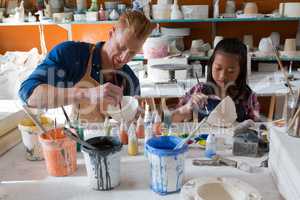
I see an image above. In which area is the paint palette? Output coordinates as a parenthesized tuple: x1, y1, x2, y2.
(181, 177, 263, 200)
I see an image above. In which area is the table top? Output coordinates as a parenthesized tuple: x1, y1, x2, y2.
(0, 137, 283, 200)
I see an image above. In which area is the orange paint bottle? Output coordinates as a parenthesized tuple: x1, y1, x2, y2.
(136, 115, 145, 138)
(119, 120, 128, 145)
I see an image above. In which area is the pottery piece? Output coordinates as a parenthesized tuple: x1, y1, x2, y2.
(270, 32, 280, 49)
(171, 0, 183, 19)
(109, 9, 119, 20)
(213, 36, 224, 48)
(225, 0, 235, 14)
(88, 0, 98, 12)
(49, 0, 64, 13)
(76, 0, 87, 12)
(244, 2, 258, 14)
(243, 35, 253, 49)
(207, 96, 237, 127)
(258, 37, 273, 53)
(284, 38, 296, 52)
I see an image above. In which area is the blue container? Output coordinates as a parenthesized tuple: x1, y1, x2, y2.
(146, 136, 188, 195)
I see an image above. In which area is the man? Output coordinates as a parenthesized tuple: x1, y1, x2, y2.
(19, 11, 154, 122)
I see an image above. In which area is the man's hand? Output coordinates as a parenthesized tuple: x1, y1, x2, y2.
(88, 83, 123, 107)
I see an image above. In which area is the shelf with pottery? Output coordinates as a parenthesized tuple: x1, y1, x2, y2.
(140, 71, 300, 98)
(133, 54, 300, 62)
(1, 16, 300, 26)
(151, 17, 300, 23)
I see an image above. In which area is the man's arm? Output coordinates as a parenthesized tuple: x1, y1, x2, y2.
(26, 83, 122, 109)
(26, 84, 87, 108)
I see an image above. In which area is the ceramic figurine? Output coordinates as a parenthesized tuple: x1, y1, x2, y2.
(76, 0, 87, 12)
(109, 9, 119, 20)
(44, 0, 52, 18)
(88, 0, 98, 12)
(49, 0, 64, 13)
(213, 0, 220, 18)
(99, 4, 106, 20)
(171, 0, 183, 19)
(14, 0, 25, 22)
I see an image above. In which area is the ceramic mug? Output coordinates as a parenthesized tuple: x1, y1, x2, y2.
(284, 38, 296, 51)
(244, 2, 258, 14)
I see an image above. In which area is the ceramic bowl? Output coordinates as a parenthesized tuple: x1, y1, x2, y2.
(107, 96, 139, 122)
(244, 2, 258, 14)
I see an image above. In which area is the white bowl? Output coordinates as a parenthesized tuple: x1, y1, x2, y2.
(107, 96, 139, 122)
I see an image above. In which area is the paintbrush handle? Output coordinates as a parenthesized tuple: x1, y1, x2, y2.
(271, 40, 295, 96)
(64, 128, 97, 150)
(288, 106, 300, 130)
(23, 106, 47, 133)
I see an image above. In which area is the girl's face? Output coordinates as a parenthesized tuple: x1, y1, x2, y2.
(212, 52, 240, 88)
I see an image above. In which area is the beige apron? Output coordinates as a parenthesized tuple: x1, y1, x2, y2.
(72, 45, 105, 123)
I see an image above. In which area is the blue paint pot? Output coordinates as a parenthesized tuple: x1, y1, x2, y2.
(146, 136, 188, 195)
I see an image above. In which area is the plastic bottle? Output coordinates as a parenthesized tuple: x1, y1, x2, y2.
(205, 134, 217, 158)
(153, 112, 162, 135)
(128, 123, 138, 156)
(136, 115, 145, 138)
(120, 119, 128, 145)
(144, 124, 154, 156)
(144, 103, 152, 127)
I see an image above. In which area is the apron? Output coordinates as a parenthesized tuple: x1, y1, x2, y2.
(71, 44, 105, 123)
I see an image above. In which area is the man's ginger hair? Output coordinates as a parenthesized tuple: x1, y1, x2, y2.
(116, 11, 155, 40)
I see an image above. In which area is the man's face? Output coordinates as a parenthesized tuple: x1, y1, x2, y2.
(109, 29, 145, 69)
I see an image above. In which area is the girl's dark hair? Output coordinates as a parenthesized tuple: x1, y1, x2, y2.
(205, 38, 251, 100)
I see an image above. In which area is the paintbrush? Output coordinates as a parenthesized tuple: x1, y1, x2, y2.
(195, 72, 209, 115)
(173, 117, 207, 150)
(63, 127, 98, 150)
(269, 38, 295, 96)
(22, 105, 54, 140)
(61, 106, 73, 128)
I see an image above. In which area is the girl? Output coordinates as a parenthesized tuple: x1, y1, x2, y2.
(171, 38, 260, 122)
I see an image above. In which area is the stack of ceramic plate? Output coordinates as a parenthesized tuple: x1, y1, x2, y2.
(269, 126, 300, 200)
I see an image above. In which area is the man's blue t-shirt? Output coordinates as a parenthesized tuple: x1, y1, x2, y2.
(19, 41, 140, 103)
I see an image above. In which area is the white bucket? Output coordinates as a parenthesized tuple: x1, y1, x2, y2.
(18, 116, 52, 161)
(82, 136, 122, 190)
